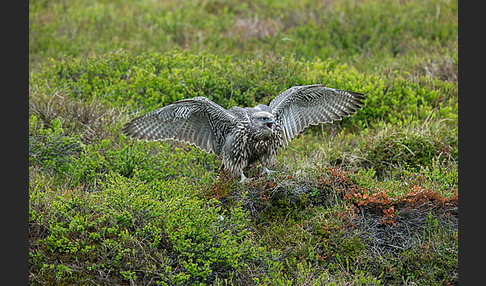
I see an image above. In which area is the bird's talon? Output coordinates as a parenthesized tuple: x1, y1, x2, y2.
(239, 173, 250, 183)
(262, 167, 278, 175)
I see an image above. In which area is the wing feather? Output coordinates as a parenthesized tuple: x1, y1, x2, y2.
(288, 105, 298, 139)
(270, 84, 365, 146)
(123, 96, 236, 155)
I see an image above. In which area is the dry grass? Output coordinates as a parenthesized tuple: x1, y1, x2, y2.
(29, 85, 127, 145)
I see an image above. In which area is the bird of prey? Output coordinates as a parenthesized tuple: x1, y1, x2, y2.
(123, 84, 365, 181)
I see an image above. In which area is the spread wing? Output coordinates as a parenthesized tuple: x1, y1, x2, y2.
(123, 96, 236, 155)
(269, 84, 365, 146)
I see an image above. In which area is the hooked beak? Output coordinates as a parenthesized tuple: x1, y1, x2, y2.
(266, 119, 275, 131)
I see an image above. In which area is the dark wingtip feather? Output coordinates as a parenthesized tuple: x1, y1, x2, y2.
(347, 91, 366, 101)
(122, 123, 131, 136)
(347, 91, 366, 110)
(122, 120, 143, 140)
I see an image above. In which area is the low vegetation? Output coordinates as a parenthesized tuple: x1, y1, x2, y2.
(29, 0, 457, 284)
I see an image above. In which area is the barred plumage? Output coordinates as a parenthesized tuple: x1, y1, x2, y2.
(123, 84, 365, 181)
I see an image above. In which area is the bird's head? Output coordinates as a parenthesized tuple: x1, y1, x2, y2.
(252, 111, 276, 136)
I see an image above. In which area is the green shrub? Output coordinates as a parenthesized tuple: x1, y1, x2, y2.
(29, 110, 220, 187)
(29, 170, 281, 285)
(29, 115, 84, 170)
(31, 50, 457, 133)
